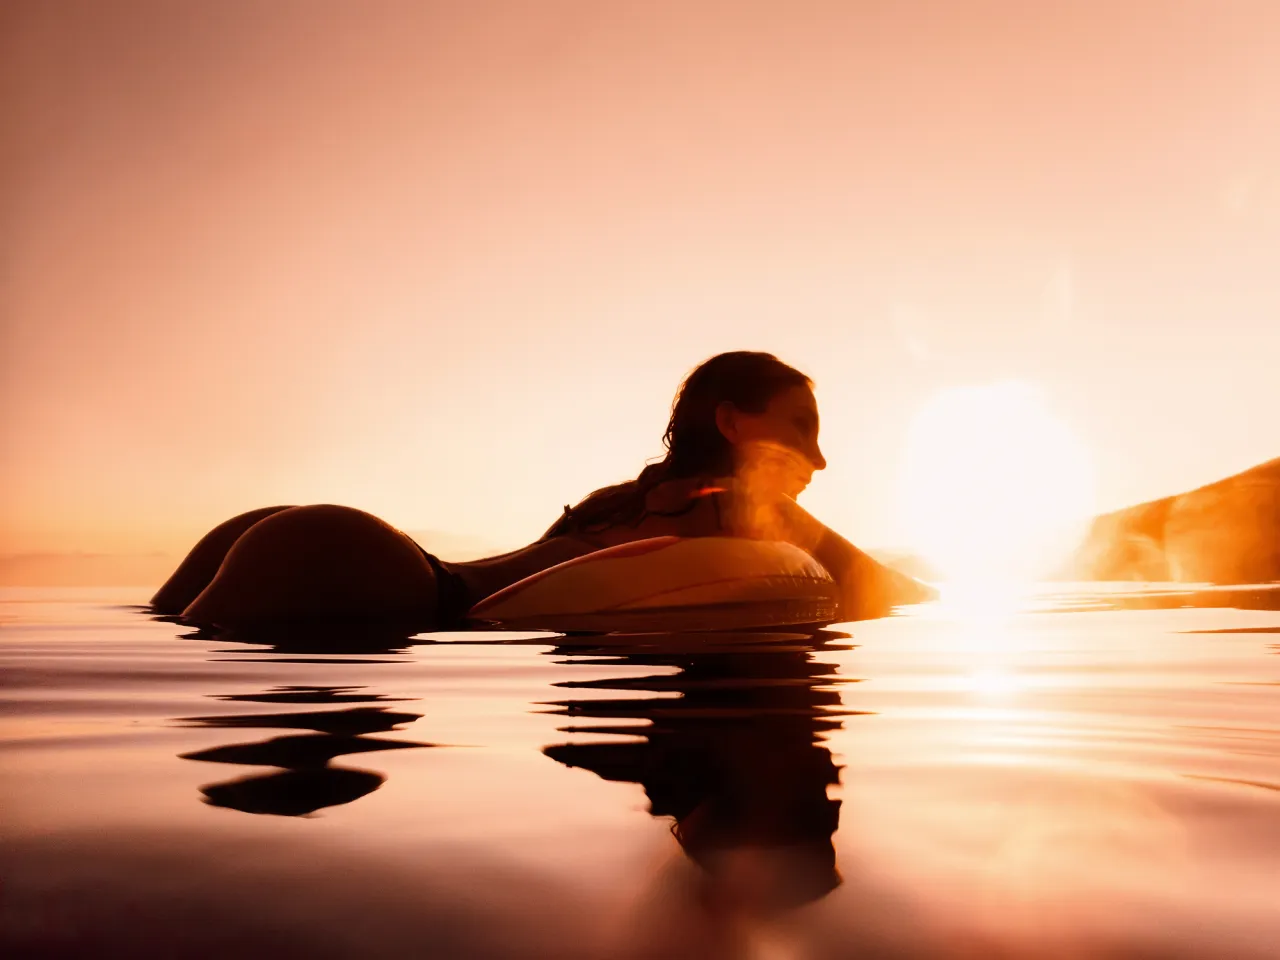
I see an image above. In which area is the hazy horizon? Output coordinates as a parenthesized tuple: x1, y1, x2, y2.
(4, 1, 1279, 584)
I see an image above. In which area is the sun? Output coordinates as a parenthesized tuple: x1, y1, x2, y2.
(900, 381, 1095, 588)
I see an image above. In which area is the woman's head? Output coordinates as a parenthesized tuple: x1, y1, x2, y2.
(542, 351, 824, 539)
(662, 351, 825, 495)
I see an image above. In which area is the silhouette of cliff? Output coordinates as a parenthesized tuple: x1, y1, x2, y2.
(1069, 457, 1280, 583)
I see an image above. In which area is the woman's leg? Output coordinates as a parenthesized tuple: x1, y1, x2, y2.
(175, 505, 439, 628)
(151, 506, 295, 614)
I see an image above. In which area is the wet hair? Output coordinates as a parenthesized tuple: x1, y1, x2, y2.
(543, 351, 812, 537)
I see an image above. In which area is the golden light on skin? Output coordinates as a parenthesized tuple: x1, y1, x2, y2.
(901, 382, 1096, 591)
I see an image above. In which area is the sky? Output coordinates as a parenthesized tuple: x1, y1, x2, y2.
(2, 1, 1279, 582)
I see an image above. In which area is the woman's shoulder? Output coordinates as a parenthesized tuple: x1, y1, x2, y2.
(539, 478, 645, 540)
(542, 472, 735, 542)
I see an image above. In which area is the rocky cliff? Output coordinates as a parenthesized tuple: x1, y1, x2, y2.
(1069, 458, 1280, 583)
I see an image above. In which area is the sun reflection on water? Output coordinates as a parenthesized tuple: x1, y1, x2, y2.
(937, 579, 1027, 629)
(928, 580, 1039, 729)
(964, 665, 1022, 699)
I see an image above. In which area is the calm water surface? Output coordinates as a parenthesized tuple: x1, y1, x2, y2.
(3, 585, 1278, 959)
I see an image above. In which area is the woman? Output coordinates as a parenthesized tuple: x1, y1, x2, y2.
(153, 351, 933, 629)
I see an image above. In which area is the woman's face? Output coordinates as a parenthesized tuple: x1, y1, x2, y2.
(717, 385, 827, 497)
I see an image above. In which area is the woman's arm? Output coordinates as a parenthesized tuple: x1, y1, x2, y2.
(773, 498, 938, 621)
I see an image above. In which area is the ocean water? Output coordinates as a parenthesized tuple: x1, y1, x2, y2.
(2, 585, 1278, 959)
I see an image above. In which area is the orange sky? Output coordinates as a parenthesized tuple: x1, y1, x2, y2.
(2, 1, 1279, 576)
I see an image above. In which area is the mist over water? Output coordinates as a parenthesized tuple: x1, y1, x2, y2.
(2, 586, 1278, 958)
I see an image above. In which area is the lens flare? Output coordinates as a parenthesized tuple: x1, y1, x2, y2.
(901, 382, 1095, 587)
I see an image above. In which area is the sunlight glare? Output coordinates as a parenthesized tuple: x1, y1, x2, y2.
(901, 381, 1095, 587)
(965, 665, 1023, 698)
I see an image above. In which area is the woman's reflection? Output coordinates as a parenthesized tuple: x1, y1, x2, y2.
(541, 629, 861, 913)
(177, 684, 432, 817)
(171, 621, 435, 816)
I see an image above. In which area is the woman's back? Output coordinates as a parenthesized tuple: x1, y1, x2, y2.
(544, 476, 733, 547)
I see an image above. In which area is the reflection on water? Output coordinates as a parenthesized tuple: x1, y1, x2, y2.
(178, 686, 432, 816)
(1040, 581, 1280, 614)
(542, 630, 860, 913)
(166, 619, 429, 659)
(3, 585, 1279, 959)
(170, 622, 434, 815)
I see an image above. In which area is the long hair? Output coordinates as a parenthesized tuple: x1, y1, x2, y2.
(544, 352, 812, 538)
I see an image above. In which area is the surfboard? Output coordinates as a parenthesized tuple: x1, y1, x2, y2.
(466, 536, 841, 633)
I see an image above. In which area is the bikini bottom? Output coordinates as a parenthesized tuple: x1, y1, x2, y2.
(414, 542, 474, 628)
